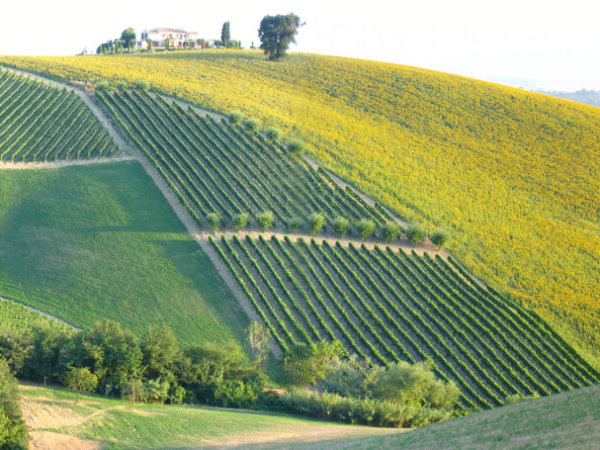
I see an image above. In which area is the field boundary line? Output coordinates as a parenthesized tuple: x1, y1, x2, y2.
(0, 156, 136, 170)
(0, 296, 81, 331)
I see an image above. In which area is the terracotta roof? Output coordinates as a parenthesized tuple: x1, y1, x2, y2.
(149, 28, 191, 34)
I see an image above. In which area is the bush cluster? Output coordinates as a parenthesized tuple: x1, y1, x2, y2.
(0, 321, 268, 409)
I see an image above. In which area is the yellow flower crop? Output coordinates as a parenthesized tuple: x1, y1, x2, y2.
(1, 50, 598, 366)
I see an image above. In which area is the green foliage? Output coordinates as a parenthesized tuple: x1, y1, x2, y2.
(221, 22, 231, 48)
(309, 213, 326, 236)
(275, 388, 452, 428)
(257, 211, 275, 230)
(287, 216, 304, 232)
(68, 320, 142, 396)
(366, 361, 459, 409)
(141, 324, 181, 380)
(245, 322, 270, 368)
(207, 212, 221, 232)
(120, 27, 136, 50)
(265, 127, 283, 142)
(430, 229, 450, 248)
(333, 217, 350, 237)
(64, 367, 98, 402)
(357, 219, 376, 240)
(258, 13, 302, 60)
(117, 80, 130, 91)
(122, 377, 146, 408)
(95, 81, 113, 91)
(406, 223, 426, 244)
(281, 341, 343, 386)
(383, 221, 400, 242)
(286, 138, 306, 155)
(0, 359, 28, 449)
(134, 78, 150, 90)
(232, 213, 249, 231)
(228, 111, 243, 124)
(242, 118, 260, 132)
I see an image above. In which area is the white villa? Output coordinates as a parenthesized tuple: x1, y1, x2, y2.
(139, 28, 203, 48)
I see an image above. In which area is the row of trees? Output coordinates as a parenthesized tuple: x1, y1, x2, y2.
(205, 211, 450, 247)
(0, 320, 460, 428)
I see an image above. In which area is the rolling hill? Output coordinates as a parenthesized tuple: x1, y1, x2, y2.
(1, 50, 597, 367)
(19, 383, 400, 448)
(300, 383, 600, 449)
(89, 87, 598, 409)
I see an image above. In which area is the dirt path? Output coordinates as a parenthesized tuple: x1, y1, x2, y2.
(127, 152, 282, 357)
(0, 296, 81, 330)
(147, 91, 227, 121)
(199, 230, 446, 257)
(0, 156, 135, 170)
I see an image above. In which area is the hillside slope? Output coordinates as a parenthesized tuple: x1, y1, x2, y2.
(299, 384, 600, 449)
(0, 162, 249, 345)
(19, 383, 400, 449)
(1, 51, 597, 364)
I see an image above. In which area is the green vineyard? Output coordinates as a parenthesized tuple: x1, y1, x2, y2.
(0, 69, 117, 162)
(210, 234, 599, 409)
(96, 89, 390, 229)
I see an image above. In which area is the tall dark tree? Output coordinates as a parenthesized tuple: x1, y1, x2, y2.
(120, 27, 136, 51)
(221, 21, 231, 48)
(258, 13, 302, 60)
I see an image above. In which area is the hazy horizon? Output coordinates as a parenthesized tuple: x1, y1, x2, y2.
(1, 0, 599, 91)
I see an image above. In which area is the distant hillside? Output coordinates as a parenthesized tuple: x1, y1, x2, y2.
(1, 51, 598, 368)
(539, 89, 600, 107)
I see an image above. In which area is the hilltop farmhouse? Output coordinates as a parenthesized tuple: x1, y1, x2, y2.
(139, 28, 214, 49)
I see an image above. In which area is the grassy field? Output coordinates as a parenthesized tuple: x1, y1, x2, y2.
(0, 162, 249, 345)
(1, 51, 597, 365)
(293, 384, 600, 449)
(20, 383, 401, 448)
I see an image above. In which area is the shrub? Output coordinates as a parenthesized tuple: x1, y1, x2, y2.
(383, 221, 400, 242)
(275, 388, 453, 428)
(64, 366, 98, 403)
(134, 78, 150, 90)
(232, 213, 249, 231)
(242, 118, 260, 132)
(357, 219, 376, 240)
(257, 211, 274, 230)
(0, 359, 28, 449)
(228, 111, 243, 124)
(309, 213, 326, 236)
(206, 213, 221, 232)
(265, 127, 283, 142)
(287, 139, 306, 155)
(430, 229, 450, 248)
(288, 216, 304, 232)
(95, 81, 112, 91)
(117, 80, 130, 91)
(333, 217, 350, 237)
(406, 223, 427, 244)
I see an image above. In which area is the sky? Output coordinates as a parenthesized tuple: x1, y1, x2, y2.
(1, 0, 599, 91)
